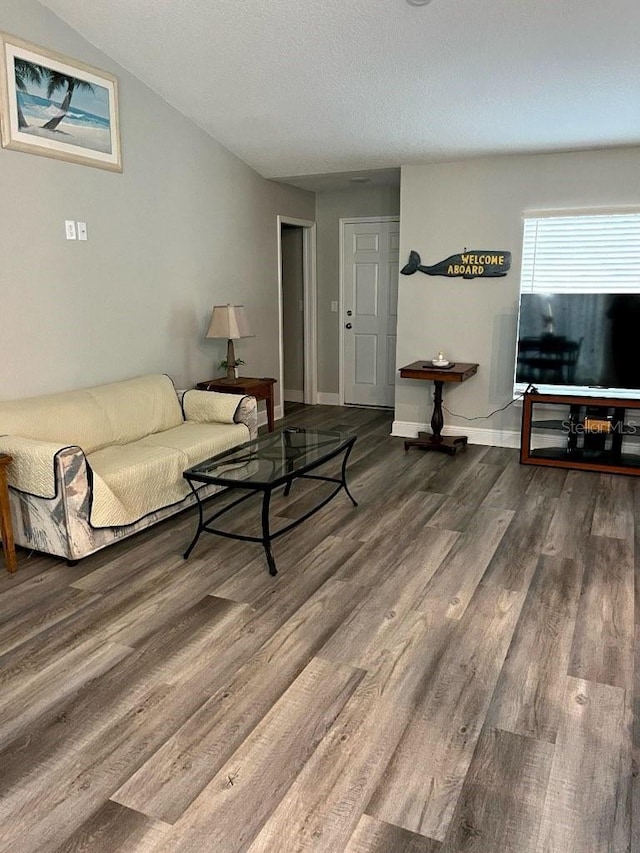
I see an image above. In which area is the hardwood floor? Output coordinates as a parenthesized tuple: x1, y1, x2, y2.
(0, 403, 636, 852)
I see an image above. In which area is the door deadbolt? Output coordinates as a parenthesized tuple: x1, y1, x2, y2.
(346, 310, 352, 316)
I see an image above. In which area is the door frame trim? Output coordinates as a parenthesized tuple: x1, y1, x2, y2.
(277, 215, 318, 409)
(338, 216, 400, 406)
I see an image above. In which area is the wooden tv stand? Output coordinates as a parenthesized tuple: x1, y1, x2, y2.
(520, 391, 640, 476)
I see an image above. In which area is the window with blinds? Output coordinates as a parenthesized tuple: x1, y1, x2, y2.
(521, 212, 640, 293)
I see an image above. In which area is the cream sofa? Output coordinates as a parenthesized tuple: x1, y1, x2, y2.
(0, 374, 257, 561)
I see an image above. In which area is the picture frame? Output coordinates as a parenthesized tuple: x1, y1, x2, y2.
(0, 32, 121, 172)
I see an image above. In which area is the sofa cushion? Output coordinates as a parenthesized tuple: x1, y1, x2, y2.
(0, 389, 112, 455)
(87, 374, 183, 447)
(86, 421, 249, 527)
(88, 442, 188, 528)
(0, 374, 184, 455)
(139, 421, 248, 467)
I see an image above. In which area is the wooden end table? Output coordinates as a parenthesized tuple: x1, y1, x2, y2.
(0, 454, 17, 573)
(399, 361, 479, 455)
(196, 376, 277, 432)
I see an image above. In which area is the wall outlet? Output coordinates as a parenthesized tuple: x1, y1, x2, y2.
(77, 221, 88, 241)
(65, 220, 77, 240)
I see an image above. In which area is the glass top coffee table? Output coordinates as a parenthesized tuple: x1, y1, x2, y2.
(183, 427, 358, 576)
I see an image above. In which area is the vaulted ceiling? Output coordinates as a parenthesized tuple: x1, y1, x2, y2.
(39, 0, 640, 183)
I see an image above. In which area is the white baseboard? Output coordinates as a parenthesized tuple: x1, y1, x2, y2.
(317, 392, 341, 406)
(391, 420, 559, 450)
(283, 389, 304, 403)
(391, 420, 522, 448)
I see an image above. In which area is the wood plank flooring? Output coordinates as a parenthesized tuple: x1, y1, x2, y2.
(0, 403, 636, 852)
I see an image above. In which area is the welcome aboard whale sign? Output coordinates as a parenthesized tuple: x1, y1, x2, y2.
(401, 249, 511, 279)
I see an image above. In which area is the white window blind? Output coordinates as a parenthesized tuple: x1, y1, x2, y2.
(521, 212, 640, 293)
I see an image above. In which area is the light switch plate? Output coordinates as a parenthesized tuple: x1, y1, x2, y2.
(330, 301, 338, 312)
(77, 221, 88, 241)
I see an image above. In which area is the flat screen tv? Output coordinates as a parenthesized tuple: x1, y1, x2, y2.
(514, 292, 640, 399)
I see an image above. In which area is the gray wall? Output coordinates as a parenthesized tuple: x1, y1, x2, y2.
(0, 0, 314, 402)
(315, 184, 400, 396)
(395, 148, 640, 439)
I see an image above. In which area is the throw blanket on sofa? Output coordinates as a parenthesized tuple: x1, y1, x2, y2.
(87, 420, 245, 526)
(0, 374, 250, 528)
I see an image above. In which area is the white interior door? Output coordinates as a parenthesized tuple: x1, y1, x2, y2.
(342, 219, 399, 407)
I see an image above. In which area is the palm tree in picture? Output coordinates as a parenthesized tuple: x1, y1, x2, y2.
(41, 72, 95, 131)
(14, 59, 46, 129)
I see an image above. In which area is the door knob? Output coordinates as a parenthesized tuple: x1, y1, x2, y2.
(345, 323, 352, 329)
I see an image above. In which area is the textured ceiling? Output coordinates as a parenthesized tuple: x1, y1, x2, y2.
(38, 0, 640, 181)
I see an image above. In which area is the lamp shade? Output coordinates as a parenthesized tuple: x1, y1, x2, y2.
(206, 304, 252, 340)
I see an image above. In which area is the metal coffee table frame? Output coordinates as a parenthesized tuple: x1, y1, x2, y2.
(183, 429, 358, 576)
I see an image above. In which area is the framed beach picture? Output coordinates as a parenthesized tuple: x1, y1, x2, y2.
(0, 32, 121, 172)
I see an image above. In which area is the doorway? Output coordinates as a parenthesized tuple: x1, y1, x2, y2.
(277, 216, 317, 411)
(340, 217, 400, 407)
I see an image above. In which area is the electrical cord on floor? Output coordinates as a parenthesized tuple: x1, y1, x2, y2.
(442, 383, 538, 421)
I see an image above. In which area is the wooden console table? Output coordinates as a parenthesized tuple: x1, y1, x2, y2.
(399, 361, 479, 455)
(0, 454, 17, 573)
(196, 376, 277, 432)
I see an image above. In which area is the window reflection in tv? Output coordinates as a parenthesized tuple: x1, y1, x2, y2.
(515, 293, 640, 391)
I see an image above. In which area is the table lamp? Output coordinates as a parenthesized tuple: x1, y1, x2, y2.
(206, 304, 253, 379)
